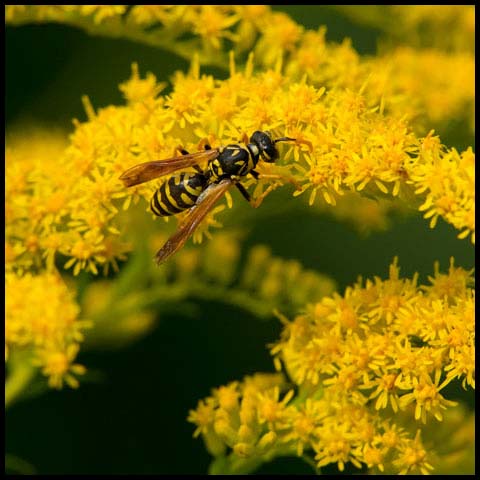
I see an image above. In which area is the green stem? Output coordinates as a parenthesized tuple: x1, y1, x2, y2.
(5, 454, 36, 475)
(302, 453, 321, 474)
(210, 446, 319, 475)
(89, 279, 277, 326)
(209, 455, 264, 475)
(10, 14, 229, 70)
(5, 362, 36, 409)
(78, 19, 228, 68)
(188, 282, 275, 318)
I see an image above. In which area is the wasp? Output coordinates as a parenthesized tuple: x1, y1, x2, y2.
(119, 131, 295, 264)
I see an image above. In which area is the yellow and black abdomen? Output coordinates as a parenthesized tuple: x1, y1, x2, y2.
(150, 172, 207, 216)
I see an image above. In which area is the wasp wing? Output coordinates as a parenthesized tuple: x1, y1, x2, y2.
(155, 179, 233, 264)
(119, 149, 220, 187)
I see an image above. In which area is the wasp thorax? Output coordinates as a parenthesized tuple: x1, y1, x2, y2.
(210, 145, 251, 179)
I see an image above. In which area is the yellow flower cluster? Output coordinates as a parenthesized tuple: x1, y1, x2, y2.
(5, 271, 88, 389)
(6, 55, 474, 278)
(335, 5, 475, 53)
(413, 137, 474, 243)
(281, 29, 475, 132)
(6, 128, 131, 276)
(189, 259, 474, 474)
(70, 58, 473, 253)
(364, 48, 475, 131)
(6, 6, 475, 131)
(5, 5, 127, 25)
(3, 126, 335, 393)
(388, 5, 475, 52)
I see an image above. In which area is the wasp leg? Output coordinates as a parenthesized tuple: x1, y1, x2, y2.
(235, 182, 253, 204)
(234, 181, 269, 209)
(197, 138, 213, 151)
(177, 142, 213, 155)
(239, 132, 249, 145)
(196, 145, 212, 171)
(174, 145, 191, 156)
(250, 170, 260, 180)
(176, 146, 204, 174)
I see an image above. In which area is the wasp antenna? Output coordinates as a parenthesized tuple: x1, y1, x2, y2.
(274, 137, 296, 143)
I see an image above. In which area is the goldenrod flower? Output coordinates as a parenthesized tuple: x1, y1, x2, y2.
(256, 386, 295, 431)
(388, 5, 474, 53)
(8, 60, 471, 277)
(189, 259, 474, 474)
(334, 5, 474, 53)
(5, 271, 89, 390)
(33, 344, 87, 389)
(5, 128, 131, 276)
(393, 430, 434, 475)
(398, 374, 457, 423)
(7, 6, 474, 131)
(9, 55, 472, 277)
(414, 139, 474, 242)
(254, 11, 303, 67)
(372, 48, 475, 129)
(282, 399, 326, 457)
(6, 5, 127, 25)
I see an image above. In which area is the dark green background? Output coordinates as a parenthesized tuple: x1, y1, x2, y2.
(5, 6, 474, 475)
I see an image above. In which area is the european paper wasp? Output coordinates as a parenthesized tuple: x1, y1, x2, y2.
(119, 131, 295, 264)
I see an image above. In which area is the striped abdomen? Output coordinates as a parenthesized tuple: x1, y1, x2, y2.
(150, 172, 207, 217)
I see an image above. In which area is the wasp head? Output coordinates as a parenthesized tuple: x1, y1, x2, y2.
(250, 130, 295, 163)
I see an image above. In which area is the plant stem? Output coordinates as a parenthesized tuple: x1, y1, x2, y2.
(5, 362, 36, 409)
